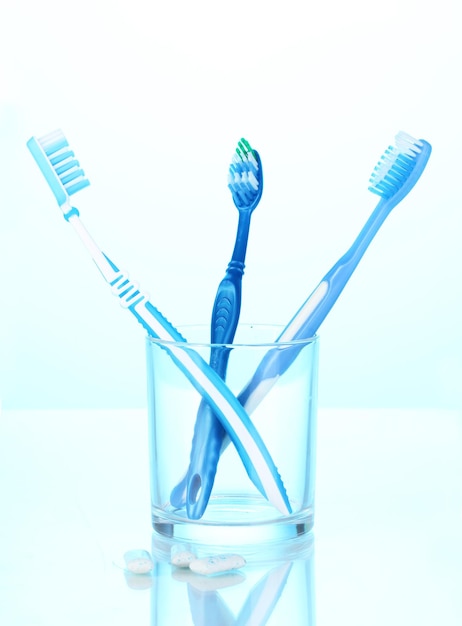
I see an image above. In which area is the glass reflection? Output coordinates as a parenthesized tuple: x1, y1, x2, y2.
(147, 531, 315, 626)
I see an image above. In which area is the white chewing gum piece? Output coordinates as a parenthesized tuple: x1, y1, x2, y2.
(123, 549, 154, 574)
(170, 543, 197, 568)
(189, 553, 246, 576)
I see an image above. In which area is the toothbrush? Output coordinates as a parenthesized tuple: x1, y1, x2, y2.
(182, 131, 432, 476)
(238, 131, 432, 413)
(26, 129, 290, 516)
(171, 138, 263, 519)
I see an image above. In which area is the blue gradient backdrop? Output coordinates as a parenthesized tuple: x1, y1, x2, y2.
(1, 0, 461, 410)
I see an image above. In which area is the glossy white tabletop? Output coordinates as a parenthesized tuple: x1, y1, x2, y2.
(1, 408, 461, 625)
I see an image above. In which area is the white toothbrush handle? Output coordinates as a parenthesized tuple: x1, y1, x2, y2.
(65, 210, 291, 515)
(68, 212, 120, 283)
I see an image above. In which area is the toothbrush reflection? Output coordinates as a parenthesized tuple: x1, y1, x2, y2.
(148, 532, 315, 626)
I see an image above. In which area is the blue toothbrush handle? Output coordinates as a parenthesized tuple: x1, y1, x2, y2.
(184, 272, 243, 519)
(118, 276, 291, 515)
(238, 199, 394, 411)
(180, 401, 225, 515)
(238, 256, 357, 411)
(210, 268, 245, 379)
(173, 254, 352, 514)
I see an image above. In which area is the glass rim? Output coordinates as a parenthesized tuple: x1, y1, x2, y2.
(145, 323, 318, 349)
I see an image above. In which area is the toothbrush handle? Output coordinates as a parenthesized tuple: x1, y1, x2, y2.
(180, 401, 225, 515)
(210, 267, 244, 371)
(177, 272, 329, 513)
(209, 211, 251, 374)
(239, 196, 394, 411)
(66, 214, 290, 515)
(238, 258, 355, 411)
(184, 270, 243, 519)
(204, 261, 353, 468)
(173, 197, 256, 517)
(115, 273, 290, 513)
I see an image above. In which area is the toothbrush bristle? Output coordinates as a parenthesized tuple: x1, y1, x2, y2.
(228, 137, 261, 207)
(37, 129, 90, 197)
(368, 131, 424, 199)
(394, 131, 423, 156)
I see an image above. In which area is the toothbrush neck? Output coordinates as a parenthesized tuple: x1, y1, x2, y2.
(226, 259, 245, 277)
(323, 197, 394, 291)
(230, 209, 253, 266)
(345, 197, 393, 265)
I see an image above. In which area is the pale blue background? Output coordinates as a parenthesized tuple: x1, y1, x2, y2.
(0, 0, 460, 410)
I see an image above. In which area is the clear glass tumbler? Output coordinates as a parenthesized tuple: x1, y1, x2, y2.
(145, 324, 319, 544)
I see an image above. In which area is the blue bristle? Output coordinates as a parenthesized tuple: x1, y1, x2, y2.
(368, 134, 422, 199)
(26, 130, 91, 205)
(39, 131, 90, 198)
(55, 159, 80, 176)
(50, 150, 75, 166)
(66, 179, 90, 196)
(60, 168, 84, 186)
(228, 144, 260, 206)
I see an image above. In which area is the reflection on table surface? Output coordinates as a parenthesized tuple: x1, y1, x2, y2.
(147, 531, 314, 626)
(1, 408, 462, 624)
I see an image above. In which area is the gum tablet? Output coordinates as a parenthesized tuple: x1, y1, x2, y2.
(123, 549, 154, 574)
(170, 544, 197, 568)
(189, 553, 246, 576)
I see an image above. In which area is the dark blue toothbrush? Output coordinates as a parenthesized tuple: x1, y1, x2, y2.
(170, 138, 264, 518)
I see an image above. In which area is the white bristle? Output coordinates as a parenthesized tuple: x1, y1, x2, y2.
(248, 171, 259, 190)
(247, 151, 258, 169)
(372, 147, 399, 179)
(38, 129, 66, 149)
(395, 131, 423, 156)
(367, 130, 426, 199)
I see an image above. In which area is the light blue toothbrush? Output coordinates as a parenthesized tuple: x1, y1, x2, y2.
(172, 131, 432, 497)
(170, 138, 263, 519)
(238, 131, 432, 414)
(26, 129, 290, 516)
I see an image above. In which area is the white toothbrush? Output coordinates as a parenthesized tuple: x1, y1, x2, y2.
(26, 129, 291, 515)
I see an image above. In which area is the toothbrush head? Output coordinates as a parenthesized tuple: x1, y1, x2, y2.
(368, 131, 432, 202)
(227, 138, 263, 211)
(27, 129, 90, 208)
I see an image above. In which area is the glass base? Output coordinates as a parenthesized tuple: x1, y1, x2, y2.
(151, 527, 315, 566)
(151, 495, 314, 546)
